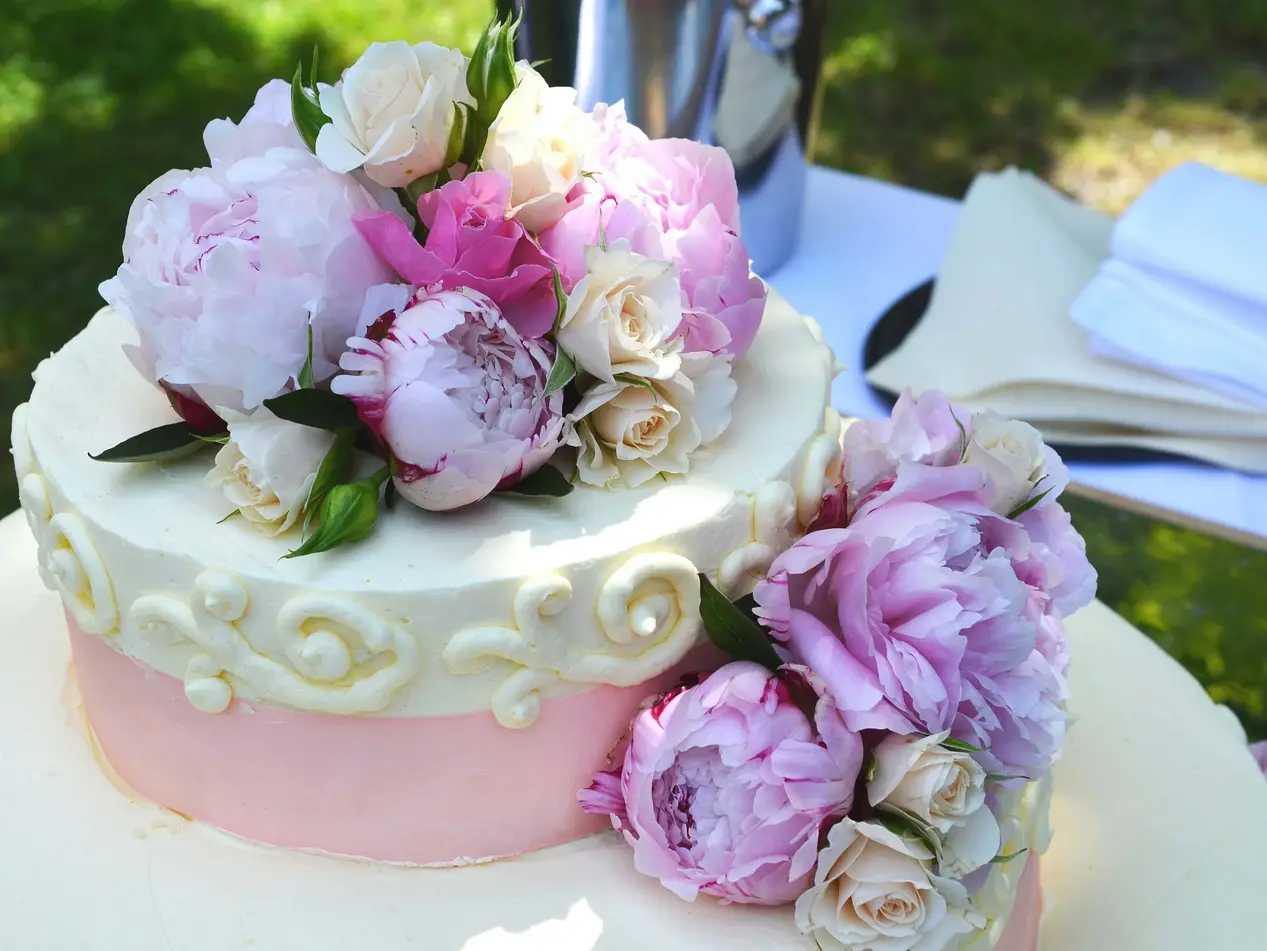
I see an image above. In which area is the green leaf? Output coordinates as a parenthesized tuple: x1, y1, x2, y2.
(290, 61, 330, 153)
(298, 322, 315, 390)
(498, 463, 574, 498)
(444, 102, 467, 170)
(195, 433, 230, 446)
(596, 208, 609, 250)
(90, 422, 216, 464)
(482, 19, 518, 124)
(875, 804, 944, 866)
(863, 750, 878, 784)
(985, 773, 1027, 784)
(550, 265, 568, 335)
(543, 347, 577, 397)
(1007, 485, 1054, 520)
(217, 509, 241, 525)
(940, 736, 988, 754)
(467, 18, 494, 103)
(614, 373, 655, 392)
(951, 409, 969, 463)
(991, 848, 1029, 866)
(460, 111, 490, 169)
(307, 431, 356, 511)
(285, 473, 384, 559)
(263, 388, 361, 432)
(697, 572, 783, 671)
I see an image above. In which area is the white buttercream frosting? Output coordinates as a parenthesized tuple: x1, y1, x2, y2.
(19, 292, 838, 718)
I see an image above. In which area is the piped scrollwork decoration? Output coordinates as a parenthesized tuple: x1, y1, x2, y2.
(129, 570, 421, 715)
(11, 403, 119, 635)
(443, 553, 703, 729)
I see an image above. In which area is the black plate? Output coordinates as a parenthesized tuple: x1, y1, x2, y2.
(862, 279, 1203, 466)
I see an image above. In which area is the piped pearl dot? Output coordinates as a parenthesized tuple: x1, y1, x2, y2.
(186, 676, 232, 714)
(296, 630, 352, 682)
(629, 593, 671, 638)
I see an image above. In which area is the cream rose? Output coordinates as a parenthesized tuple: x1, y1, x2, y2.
(316, 41, 470, 188)
(963, 410, 1048, 514)
(481, 64, 596, 232)
(556, 243, 683, 383)
(868, 731, 1002, 877)
(569, 351, 736, 488)
(207, 406, 335, 534)
(795, 819, 985, 951)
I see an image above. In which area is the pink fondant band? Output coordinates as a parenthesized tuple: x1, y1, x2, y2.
(994, 856, 1043, 951)
(69, 620, 679, 865)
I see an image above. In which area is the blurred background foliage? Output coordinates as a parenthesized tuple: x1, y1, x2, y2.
(2, 0, 1265, 734)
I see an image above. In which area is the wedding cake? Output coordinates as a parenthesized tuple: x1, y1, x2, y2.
(7, 15, 1096, 951)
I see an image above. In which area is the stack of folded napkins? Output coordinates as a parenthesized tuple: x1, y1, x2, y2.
(1070, 162, 1267, 407)
(866, 166, 1267, 472)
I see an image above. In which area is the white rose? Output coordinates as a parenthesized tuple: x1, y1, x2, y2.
(569, 351, 736, 488)
(316, 41, 471, 188)
(963, 410, 1047, 515)
(796, 819, 985, 951)
(557, 243, 683, 383)
(206, 406, 335, 534)
(481, 65, 597, 232)
(868, 731, 1002, 878)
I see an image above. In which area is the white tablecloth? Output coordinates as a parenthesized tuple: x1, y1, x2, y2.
(770, 168, 1267, 547)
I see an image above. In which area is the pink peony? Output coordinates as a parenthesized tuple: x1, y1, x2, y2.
(1251, 740, 1267, 778)
(578, 662, 862, 905)
(844, 390, 1072, 521)
(332, 286, 565, 511)
(539, 135, 765, 359)
(754, 499, 1070, 778)
(100, 80, 393, 414)
(839, 390, 1095, 622)
(353, 171, 559, 339)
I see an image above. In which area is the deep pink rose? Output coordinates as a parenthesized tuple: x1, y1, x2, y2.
(540, 135, 765, 359)
(578, 662, 862, 905)
(754, 499, 1068, 778)
(353, 172, 558, 339)
(331, 286, 565, 511)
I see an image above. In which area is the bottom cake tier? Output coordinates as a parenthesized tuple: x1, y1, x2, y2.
(2, 512, 1266, 950)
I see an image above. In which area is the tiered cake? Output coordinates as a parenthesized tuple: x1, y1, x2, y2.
(6, 13, 1091, 951)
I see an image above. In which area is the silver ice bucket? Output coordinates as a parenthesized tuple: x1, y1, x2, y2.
(495, 0, 829, 276)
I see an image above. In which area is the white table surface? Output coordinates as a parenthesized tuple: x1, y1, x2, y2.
(770, 167, 1267, 549)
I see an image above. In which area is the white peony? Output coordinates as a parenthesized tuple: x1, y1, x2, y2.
(569, 351, 736, 488)
(556, 243, 683, 383)
(481, 64, 596, 232)
(207, 406, 335, 534)
(796, 819, 985, 951)
(964, 410, 1048, 515)
(868, 731, 1002, 878)
(316, 41, 471, 188)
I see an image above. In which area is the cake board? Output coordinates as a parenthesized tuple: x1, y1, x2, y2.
(1, 511, 1265, 950)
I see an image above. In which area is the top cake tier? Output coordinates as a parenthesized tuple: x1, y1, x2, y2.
(17, 291, 840, 725)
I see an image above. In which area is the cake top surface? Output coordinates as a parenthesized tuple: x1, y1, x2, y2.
(26, 293, 835, 592)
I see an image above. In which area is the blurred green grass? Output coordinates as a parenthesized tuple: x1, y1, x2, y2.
(2, 0, 1266, 736)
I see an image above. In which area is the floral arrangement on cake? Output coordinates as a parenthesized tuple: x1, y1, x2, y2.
(93, 14, 765, 557)
(580, 391, 1097, 951)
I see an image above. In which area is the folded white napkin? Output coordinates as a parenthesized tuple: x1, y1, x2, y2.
(865, 168, 1267, 473)
(1069, 163, 1267, 405)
